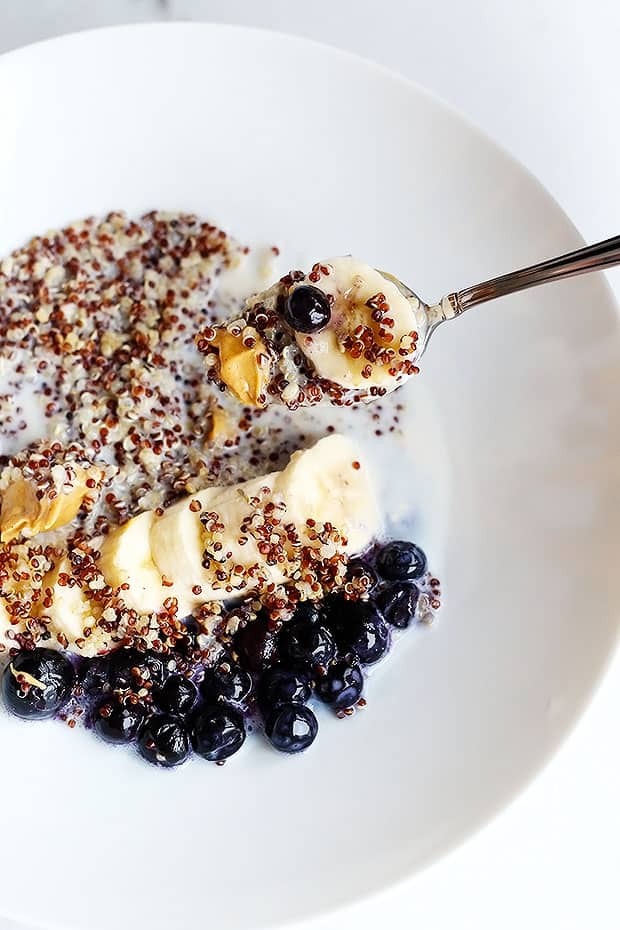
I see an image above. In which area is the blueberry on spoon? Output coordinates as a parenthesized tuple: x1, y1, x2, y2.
(283, 284, 331, 333)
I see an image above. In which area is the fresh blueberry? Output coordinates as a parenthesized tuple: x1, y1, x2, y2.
(94, 698, 147, 743)
(257, 664, 312, 713)
(264, 703, 318, 754)
(200, 661, 253, 707)
(2, 648, 75, 719)
(329, 599, 389, 664)
(346, 558, 379, 594)
(348, 607, 389, 664)
(109, 648, 169, 690)
(174, 618, 200, 658)
(154, 675, 198, 717)
(234, 616, 279, 672)
(279, 619, 336, 670)
(283, 284, 331, 334)
(321, 594, 357, 639)
(376, 540, 427, 581)
(377, 581, 420, 628)
(321, 595, 354, 651)
(78, 655, 111, 695)
(191, 705, 246, 762)
(138, 651, 170, 686)
(137, 714, 191, 767)
(108, 648, 142, 689)
(291, 601, 323, 625)
(315, 660, 364, 709)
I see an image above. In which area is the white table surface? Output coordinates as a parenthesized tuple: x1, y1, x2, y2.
(0, 2, 618, 929)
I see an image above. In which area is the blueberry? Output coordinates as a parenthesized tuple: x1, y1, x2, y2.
(139, 651, 170, 686)
(191, 706, 246, 762)
(234, 616, 279, 672)
(279, 619, 336, 670)
(94, 699, 147, 743)
(321, 594, 357, 640)
(200, 661, 253, 707)
(346, 558, 379, 594)
(329, 600, 389, 664)
(264, 703, 318, 754)
(154, 675, 198, 717)
(315, 660, 364, 709)
(78, 655, 111, 694)
(174, 618, 200, 658)
(377, 581, 420, 628)
(291, 601, 322, 625)
(376, 540, 427, 581)
(283, 284, 331, 334)
(108, 648, 141, 689)
(137, 714, 191, 767)
(257, 664, 312, 713)
(109, 648, 169, 690)
(348, 610, 389, 664)
(321, 596, 353, 651)
(108, 649, 137, 689)
(2, 648, 75, 719)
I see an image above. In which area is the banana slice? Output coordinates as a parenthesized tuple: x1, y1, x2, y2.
(39, 553, 112, 658)
(275, 433, 380, 555)
(150, 476, 279, 605)
(98, 510, 191, 616)
(0, 543, 54, 650)
(292, 257, 422, 391)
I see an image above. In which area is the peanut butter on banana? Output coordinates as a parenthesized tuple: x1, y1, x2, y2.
(0, 465, 104, 544)
(206, 327, 271, 407)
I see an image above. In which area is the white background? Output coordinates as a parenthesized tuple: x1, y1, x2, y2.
(0, 2, 618, 929)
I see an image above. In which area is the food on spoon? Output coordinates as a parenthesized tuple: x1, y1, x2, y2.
(196, 257, 426, 409)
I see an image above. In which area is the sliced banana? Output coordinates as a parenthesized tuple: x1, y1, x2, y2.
(6, 436, 380, 651)
(103, 434, 380, 612)
(292, 257, 422, 391)
(98, 510, 190, 616)
(150, 475, 279, 604)
(39, 553, 111, 658)
(0, 543, 51, 650)
(273, 433, 380, 555)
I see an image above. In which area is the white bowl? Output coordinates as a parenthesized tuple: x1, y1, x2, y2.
(0, 23, 619, 930)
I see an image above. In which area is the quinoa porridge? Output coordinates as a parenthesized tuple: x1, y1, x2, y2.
(0, 210, 440, 766)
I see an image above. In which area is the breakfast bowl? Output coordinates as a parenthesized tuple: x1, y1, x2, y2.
(0, 23, 619, 930)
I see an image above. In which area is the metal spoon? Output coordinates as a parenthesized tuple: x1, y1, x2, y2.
(382, 234, 620, 357)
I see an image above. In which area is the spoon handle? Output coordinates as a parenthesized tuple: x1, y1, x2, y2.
(445, 234, 620, 316)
